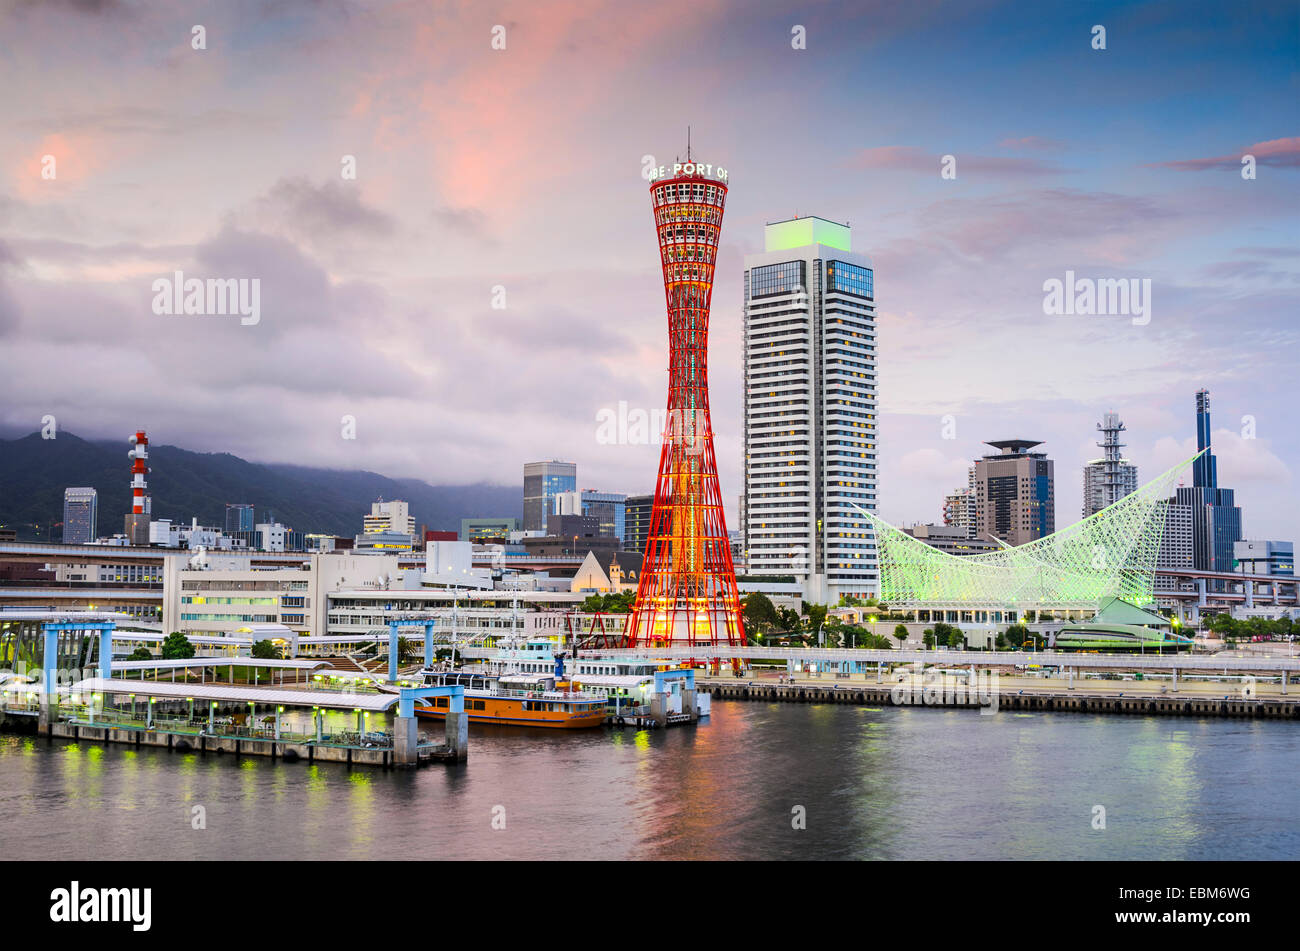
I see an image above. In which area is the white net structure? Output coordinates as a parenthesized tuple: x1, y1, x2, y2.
(854, 452, 1201, 610)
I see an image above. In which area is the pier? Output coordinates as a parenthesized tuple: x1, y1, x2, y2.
(701, 679, 1300, 718)
(0, 612, 470, 768)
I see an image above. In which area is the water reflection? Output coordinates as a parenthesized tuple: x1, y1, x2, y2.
(0, 704, 1295, 860)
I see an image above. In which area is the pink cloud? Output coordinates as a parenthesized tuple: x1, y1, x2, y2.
(1148, 136, 1300, 171)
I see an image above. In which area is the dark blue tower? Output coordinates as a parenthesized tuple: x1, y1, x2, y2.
(1192, 388, 1217, 489)
(1177, 389, 1241, 571)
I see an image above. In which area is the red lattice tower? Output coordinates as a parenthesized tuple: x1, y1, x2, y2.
(626, 157, 745, 649)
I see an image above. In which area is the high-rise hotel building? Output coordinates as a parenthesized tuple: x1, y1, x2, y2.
(742, 216, 878, 602)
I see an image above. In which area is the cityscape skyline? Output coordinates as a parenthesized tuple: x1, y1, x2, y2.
(1, 1, 1295, 540)
(0, 0, 1295, 879)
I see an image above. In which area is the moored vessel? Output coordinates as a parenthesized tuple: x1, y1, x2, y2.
(412, 669, 606, 729)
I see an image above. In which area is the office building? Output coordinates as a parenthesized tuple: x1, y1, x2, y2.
(942, 467, 977, 539)
(742, 216, 878, 602)
(902, 523, 1001, 556)
(1175, 390, 1242, 572)
(973, 440, 1055, 545)
(1082, 413, 1138, 517)
(623, 494, 653, 556)
(1234, 540, 1294, 577)
(224, 503, 255, 535)
(62, 488, 97, 544)
(523, 461, 577, 534)
(460, 517, 522, 543)
(1158, 498, 1195, 570)
(362, 499, 415, 537)
(554, 489, 627, 542)
(254, 521, 304, 552)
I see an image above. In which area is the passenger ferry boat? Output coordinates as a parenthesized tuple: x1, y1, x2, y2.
(412, 669, 606, 729)
(477, 638, 708, 720)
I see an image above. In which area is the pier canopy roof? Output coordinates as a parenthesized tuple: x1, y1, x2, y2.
(70, 677, 402, 712)
(856, 453, 1201, 610)
(112, 657, 328, 671)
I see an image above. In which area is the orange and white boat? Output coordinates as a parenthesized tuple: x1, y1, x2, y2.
(412, 670, 606, 729)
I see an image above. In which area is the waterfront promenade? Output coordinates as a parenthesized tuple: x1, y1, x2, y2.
(703, 668, 1298, 699)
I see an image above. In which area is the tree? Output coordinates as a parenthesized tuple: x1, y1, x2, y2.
(1205, 613, 1237, 639)
(893, 624, 909, 647)
(161, 632, 195, 660)
(922, 629, 935, 650)
(251, 639, 281, 660)
(579, 590, 634, 613)
(392, 636, 421, 663)
(946, 627, 965, 649)
(127, 647, 152, 661)
(742, 592, 780, 636)
(1003, 624, 1028, 649)
(777, 607, 801, 633)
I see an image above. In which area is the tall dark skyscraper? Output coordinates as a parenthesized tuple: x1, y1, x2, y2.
(62, 487, 97, 544)
(1176, 389, 1242, 571)
(623, 493, 654, 556)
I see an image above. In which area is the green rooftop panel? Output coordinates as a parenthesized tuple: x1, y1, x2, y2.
(764, 217, 851, 253)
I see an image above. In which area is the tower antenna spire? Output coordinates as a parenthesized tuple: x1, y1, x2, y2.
(687, 125, 691, 162)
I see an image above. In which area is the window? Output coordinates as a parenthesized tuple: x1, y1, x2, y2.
(826, 261, 873, 299)
(750, 261, 807, 299)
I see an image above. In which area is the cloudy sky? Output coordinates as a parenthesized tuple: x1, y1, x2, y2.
(1, 0, 1297, 539)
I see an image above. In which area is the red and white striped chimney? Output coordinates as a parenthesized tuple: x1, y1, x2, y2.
(127, 430, 151, 516)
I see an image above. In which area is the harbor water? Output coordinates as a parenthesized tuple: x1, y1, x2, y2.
(1, 700, 1295, 860)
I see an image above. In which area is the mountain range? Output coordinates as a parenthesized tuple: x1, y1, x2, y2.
(0, 432, 520, 541)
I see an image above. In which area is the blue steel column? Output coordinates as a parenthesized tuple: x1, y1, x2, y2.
(387, 621, 399, 681)
(41, 624, 60, 728)
(424, 621, 434, 669)
(42, 624, 59, 693)
(98, 622, 113, 679)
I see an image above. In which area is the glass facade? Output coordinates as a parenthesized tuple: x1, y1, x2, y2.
(523, 462, 577, 533)
(749, 261, 807, 299)
(579, 491, 626, 543)
(225, 503, 255, 534)
(826, 260, 873, 299)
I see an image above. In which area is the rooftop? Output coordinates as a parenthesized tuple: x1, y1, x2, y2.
(984, 439, 1045, 455)
(764, 216, 851, 253)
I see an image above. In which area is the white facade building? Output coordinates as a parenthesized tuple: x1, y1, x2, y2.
(163, 553, 407, 636)
(363, 499, 415, 537)
(1158, 500, 1194, 571)
(942, 466, 978, 538)
(743, 216, 878, 603)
